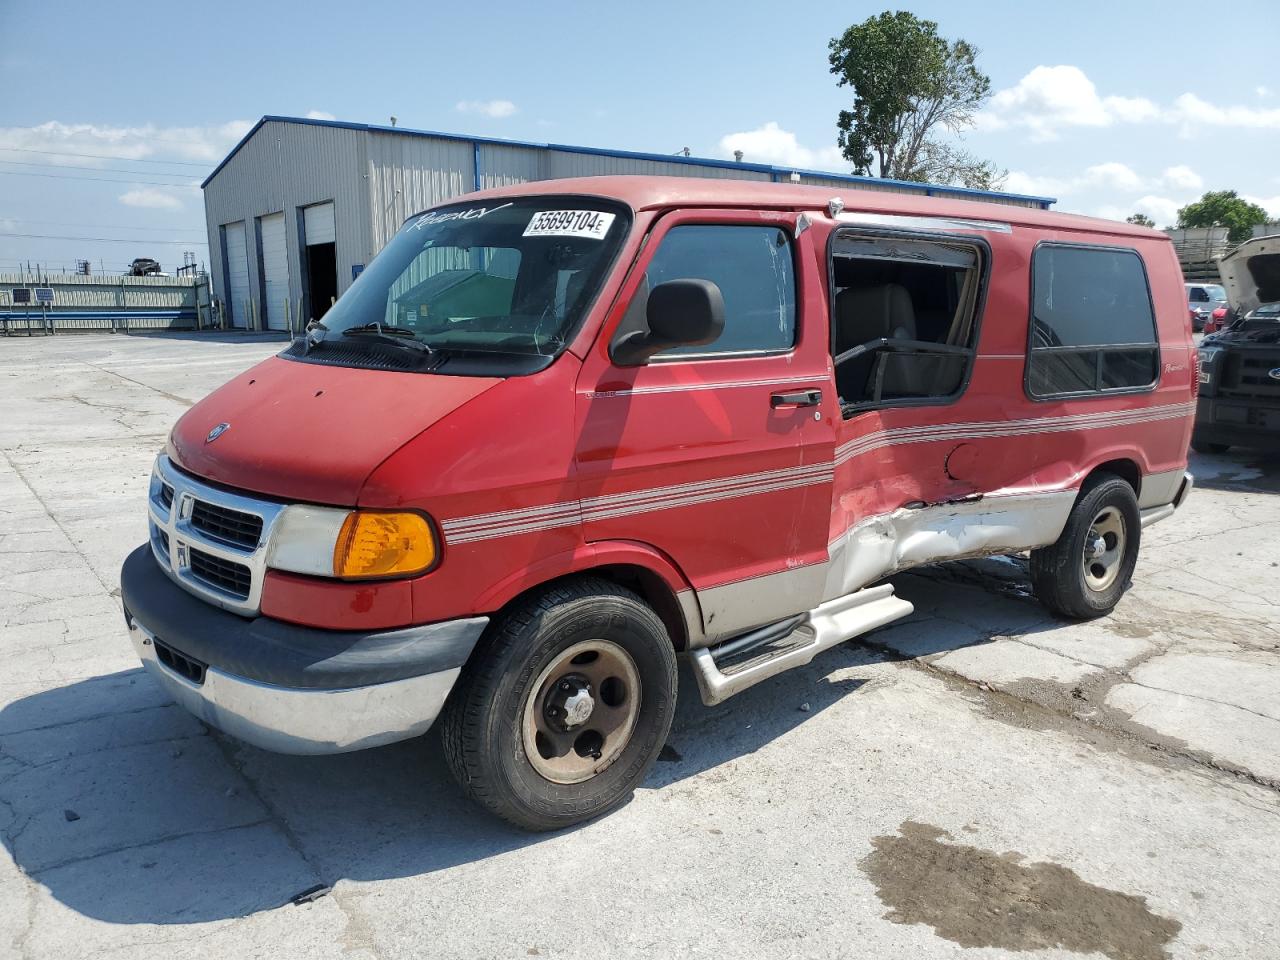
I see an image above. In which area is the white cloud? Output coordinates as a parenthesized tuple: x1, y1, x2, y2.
(455, 99, 517, 119)
(118, 188, 184, 211)
(1161, 165, 1203, 191)
(1258, 86, 1272, 98)
(1081, 162, 1143, 191)
(717, 122, 845, 171)
(1130, 195, 1182, 226)
(0, 119, 253, 165)
(1088, 196, 1182, 226)
(982, 66, 1280, 141)
(1243, 194, 1280, 219)
(305, 110, 336, 121)
(1003, 163, 1206, 222)
(1169, 93, 1280, 130)
(1003, 162, 1145, 197)
(981, 66, 1158, 141)
(1002, 170, 1069, 197)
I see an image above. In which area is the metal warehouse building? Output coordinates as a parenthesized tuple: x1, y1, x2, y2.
(202, 115, 1054, 331)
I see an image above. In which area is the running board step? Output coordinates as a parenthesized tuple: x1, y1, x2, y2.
(690, 584, 914, 706)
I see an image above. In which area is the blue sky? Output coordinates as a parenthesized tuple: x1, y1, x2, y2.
(2, 0, 1278, 274)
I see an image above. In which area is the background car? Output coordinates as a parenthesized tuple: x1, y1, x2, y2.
(1186, 282, 1229, 332)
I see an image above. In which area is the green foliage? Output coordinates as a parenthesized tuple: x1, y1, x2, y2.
(828, 11, 996, 187)
(1125, 213, 1156, 228)
(1176, 190, 1269, 244)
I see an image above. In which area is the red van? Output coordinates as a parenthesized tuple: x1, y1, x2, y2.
(120, 177, 1195, 829)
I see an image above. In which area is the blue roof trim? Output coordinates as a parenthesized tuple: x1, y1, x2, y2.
(202, 115, 1057, 207)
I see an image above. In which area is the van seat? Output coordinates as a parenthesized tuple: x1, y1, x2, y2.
(833, 283, 928, 399)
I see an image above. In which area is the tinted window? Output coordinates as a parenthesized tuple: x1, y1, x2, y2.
(1188, 287, 1208, 303)
(1029, 245, 1158, 397)
(644, 225, 795, 357)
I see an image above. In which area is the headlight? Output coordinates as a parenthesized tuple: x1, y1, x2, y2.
(333, 511, 437, 579)
(1197, 346, 1223, 392)
(267, 506, 438, 580)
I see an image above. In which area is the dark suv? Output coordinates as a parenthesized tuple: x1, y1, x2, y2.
(1198, 236, 1280, 453)
(1195, 310, 1280, 454)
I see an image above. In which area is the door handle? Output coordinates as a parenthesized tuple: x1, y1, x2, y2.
(770, 389, 822, 408)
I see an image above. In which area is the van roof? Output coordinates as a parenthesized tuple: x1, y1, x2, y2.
(462, 175, 1166, 241)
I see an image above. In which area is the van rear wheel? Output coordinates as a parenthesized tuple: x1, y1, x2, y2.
(1030, 475, 1141, 620)
(439, 578, 677, 831)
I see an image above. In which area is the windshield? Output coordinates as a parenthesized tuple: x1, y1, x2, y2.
(317, 197, 629, 359)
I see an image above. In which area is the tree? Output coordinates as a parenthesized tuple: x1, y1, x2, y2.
(1176, 190, 1269, 244)
(828, 11, 998, 188)
(1126, 213, 1156, 228)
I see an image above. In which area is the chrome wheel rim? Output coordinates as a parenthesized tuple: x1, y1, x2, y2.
(1083, 506, 1126, 592)
(521, 639, 641, 785)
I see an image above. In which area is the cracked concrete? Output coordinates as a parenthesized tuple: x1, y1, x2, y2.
(1, 332, 1279, 959)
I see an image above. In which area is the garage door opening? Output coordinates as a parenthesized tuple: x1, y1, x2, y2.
(306, 242, 337, 322)
(302, 201, 337, 323)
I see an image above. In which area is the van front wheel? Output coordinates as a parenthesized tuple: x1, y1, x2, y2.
(1030, 475, 1141, 620)
(439, 579, 677, 831)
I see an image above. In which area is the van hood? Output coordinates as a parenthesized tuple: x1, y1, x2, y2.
(169, 356, 500, 504)
(1220, 234, 1280, 316)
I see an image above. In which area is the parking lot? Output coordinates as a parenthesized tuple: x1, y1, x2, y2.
(2, 332, 1279, 959)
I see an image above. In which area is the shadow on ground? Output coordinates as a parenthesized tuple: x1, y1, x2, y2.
(1189, 448, 1280, 494)
(0, 648, 871, 926)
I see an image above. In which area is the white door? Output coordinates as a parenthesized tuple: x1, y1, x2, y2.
(224, 221, 250, 329)
(303, 202, 335, 244)
(259, 212, 289, 331)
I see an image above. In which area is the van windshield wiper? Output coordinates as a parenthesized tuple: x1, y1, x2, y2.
(340, 323, 434, 355)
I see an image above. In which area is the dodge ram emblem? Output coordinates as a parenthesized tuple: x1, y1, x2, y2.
(206, 422, 231, 443)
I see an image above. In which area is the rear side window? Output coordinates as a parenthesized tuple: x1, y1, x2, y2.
(1028, 244, 1159, 398)
(643, 225, 796, 358)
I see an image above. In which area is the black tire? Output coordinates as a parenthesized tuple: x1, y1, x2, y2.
(439, 578, 677, 831)
(1030, 474, 1141, 620)
(1191, 439, 1229, 455)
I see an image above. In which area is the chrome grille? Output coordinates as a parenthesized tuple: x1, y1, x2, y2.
(190, 500, 263, 549)
(189, 547, 253, 598)
(148, 454, 286, 615)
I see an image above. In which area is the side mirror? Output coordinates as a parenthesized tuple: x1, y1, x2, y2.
(610, 279, 726, 366)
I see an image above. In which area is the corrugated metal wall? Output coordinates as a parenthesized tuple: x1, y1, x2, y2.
(0, 273, 204, 332)
(479, 144, 543, 189)
(0, 272, 198, 309)
(203, 120, 370, 327)
(545, 150, 772, 182)
(366, 131, 473, 252)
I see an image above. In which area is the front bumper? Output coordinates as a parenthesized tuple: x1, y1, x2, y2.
(120, 545, 488, 755)
(1194, 397, 1280, 451)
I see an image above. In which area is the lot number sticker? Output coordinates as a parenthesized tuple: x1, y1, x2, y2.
(523, 210, 616, 240)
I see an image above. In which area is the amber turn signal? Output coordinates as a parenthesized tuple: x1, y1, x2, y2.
(332, 511, 436, 579)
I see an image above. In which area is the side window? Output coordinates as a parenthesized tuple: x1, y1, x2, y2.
(1028, 245, 1158, 398)
(829, 233, 985, 413)
(642, 224, 796, 358)
(1188, 287, 1208, 303)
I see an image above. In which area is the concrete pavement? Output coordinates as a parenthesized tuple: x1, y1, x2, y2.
(2, 332, 1279, 959)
